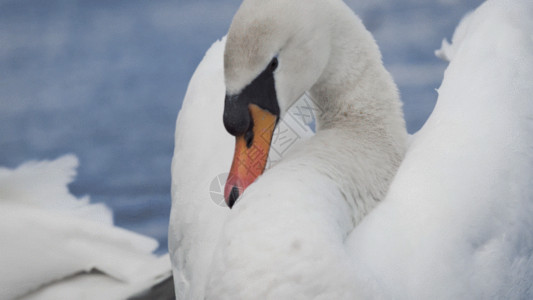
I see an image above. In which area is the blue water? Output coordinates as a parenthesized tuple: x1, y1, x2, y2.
(0, 0, 482, 254)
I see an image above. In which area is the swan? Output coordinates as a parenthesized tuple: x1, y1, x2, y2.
(0, 155, 173, 300)
(170, 0, 533, 298)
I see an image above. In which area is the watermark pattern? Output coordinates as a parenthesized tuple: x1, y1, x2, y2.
(266, 94, 323, 167)
(288, 94, 323, 131)
(209, 172, 229, 207)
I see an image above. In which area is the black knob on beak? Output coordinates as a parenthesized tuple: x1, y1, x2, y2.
(223, 94, 251, 137)
(228, 185, 240, 208)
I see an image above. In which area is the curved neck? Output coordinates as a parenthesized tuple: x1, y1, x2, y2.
(294, 6, 408, 224)
(312, 4, 404, 133)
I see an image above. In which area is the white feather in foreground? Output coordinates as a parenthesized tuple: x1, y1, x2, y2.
(0, 155, 172, 300)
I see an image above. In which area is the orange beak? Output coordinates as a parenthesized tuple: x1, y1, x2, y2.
(224, 104, 278, 208)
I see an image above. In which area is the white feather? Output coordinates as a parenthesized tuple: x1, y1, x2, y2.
(0, 155, 171, 299)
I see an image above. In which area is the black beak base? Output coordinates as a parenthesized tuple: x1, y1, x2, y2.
(223, 59, 280, 137)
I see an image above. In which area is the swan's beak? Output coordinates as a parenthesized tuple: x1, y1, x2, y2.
(224, 104, 277, 208)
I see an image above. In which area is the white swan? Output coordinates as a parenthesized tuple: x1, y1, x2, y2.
(170, 0, 533, 298)
(0, 155, 173, 300)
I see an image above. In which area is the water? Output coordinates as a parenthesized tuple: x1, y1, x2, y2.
(0, 0, 482, 254)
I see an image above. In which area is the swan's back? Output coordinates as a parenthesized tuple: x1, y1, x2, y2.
(349, 1, 533, 298)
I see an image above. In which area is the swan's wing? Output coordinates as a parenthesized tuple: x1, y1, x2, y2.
(20, 255, 172, 300)
(0, 155, 112, 224)
(0, 155, 172, 299)
(169, 37, 233, 300)
(348, 1, 533, 298)
(169, 37, 315, 300)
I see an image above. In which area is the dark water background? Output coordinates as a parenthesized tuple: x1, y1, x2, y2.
(0, 0, 482, 253)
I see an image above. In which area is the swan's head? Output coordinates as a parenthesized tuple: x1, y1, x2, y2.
(222, 0, 332, 207)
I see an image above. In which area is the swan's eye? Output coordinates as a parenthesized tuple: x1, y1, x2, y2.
(269, 57, 278, 71)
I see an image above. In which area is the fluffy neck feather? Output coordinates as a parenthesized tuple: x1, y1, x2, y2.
(290, 2, 408, 224)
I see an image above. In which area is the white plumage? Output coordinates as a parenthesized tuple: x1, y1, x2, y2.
(349, 2, 533, 297)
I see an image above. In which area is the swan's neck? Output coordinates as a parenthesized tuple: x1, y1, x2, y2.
(299, 9, 408, 224)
